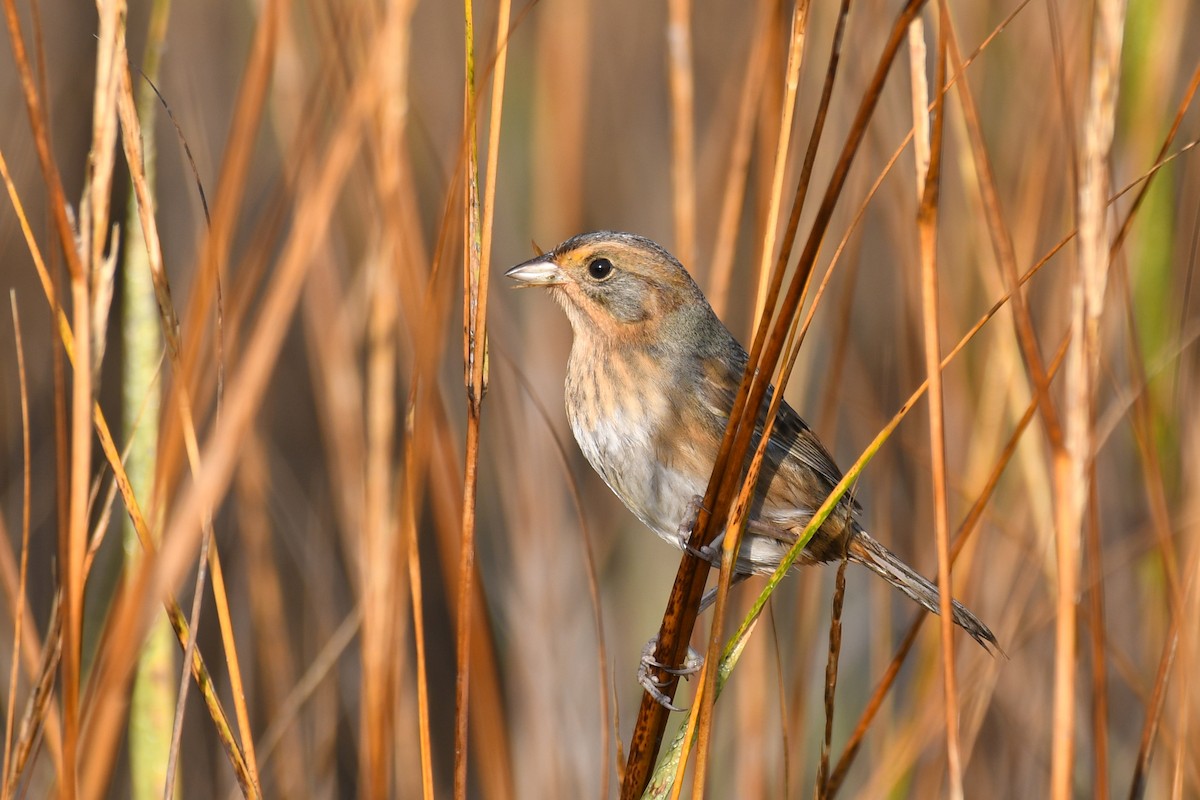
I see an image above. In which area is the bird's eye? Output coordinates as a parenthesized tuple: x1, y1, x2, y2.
(587, 257, 614, 281)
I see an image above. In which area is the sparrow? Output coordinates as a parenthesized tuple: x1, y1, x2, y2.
(506, 231, 998, 683)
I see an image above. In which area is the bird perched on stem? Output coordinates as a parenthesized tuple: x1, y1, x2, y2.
(506, 231, 998, 698)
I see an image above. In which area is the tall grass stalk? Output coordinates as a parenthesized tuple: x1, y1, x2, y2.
(1, 1, 1198, 796)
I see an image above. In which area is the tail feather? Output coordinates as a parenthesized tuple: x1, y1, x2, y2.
(848, 531, 1000, 654)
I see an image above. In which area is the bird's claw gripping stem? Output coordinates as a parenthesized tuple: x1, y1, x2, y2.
(679, 495, 724, 566)
(637, 637, 704, 712)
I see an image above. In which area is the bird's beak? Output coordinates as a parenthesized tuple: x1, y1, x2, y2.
(505, 255, 567, 287)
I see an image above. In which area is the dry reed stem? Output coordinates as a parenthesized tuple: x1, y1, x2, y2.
(944, 10, 1062, 446)
(117, 107, 256, 800)
(111, 31, 260, 792)
(1103, 61, 1200, 621)
(629, 6, 931, 793)
(2, 296, 32, 800)
(1127, 526, 1200, 797)
(158, 0, 285, 496)
(83, 455, 129, 580)
(730, 0, 921, 659)
(825, 240, 1085, 791)
(767, 0, 898, 433)
(361, 252, 399, 796)
(907, 18, 930, 191)
(394, 138, 463, 800)
(63, 3, 128, 792)
(680, 4, 803, 764)
(618, 6, 779, 791)
(1112, 65, 1200, 261)
(427, 394, 515, 800)
(362, 14, 429, 777)
(668, 676, 700, 799)
(1084, 80, 1199, 796)
(117, 63, 177, 351)
(817, 147, 1200, 783)
(1112, 262, 1184, 606)
(0, 2, 1194, 795)
(1129, 609, 1180, 799)
(455, 0, 487, 793)
(162, 453, 244, 796)
(667, 0, 696, 268)
(163, 510, 211, 799)
(621, 515, 710, 784)
(815, 557, 848, 799)
(1100, 262, 1187, 796)
(1170, 541, 1200, 797)
(89, 9, 393, 792)
(811, 0, 1032, 425)
(7, 598, 62, 791)
(98, 5, 293, 787)
(825, 330, 1070, 797)
(234, 436, 306, 796)
(1045, 0, 1081, 195)
(822, 122, 1198, 779)
(404, 92, 514, 796)
(0, 0, 86, 283)
(1060, 1, 1126, 797)
(79, 578, 156, 798)
(1118, 90, 1200, 800)
(688, 0, 848, 786)
(0, 16, 81, 776)
(772, 0, 852, 387)
(254, 605, 361, 768)
(1085, 478, 1111, 797)
(149, 0, 385, 653)
(199, 545, 256, 787)
(6, 148, 238, 792)
(405, 20, 521, 785)
(646, 619, 757, 799)
(358, 15, 421, 773)
(626, 523, 735, 788)
(1, 148, 252, 794)
(914, 6, 963, 797)
(750, 0, 809, 325)
(731, 588, 769, 795)
(479, 0, 512, 293)
(401, 398, 435, 800)
(942, 13, 1068, 795)
(653, 230, 1048, 792)
(707, 0, 774, 313)
(119, 4, 176, 787)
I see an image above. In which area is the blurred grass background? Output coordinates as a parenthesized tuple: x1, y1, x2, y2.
(0, 0, 1198, 796)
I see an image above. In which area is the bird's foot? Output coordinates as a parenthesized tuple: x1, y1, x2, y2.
(698, 570, 755, 612)
(679, 496, 724, 565)
(638, 637, 704, 712)
(684, 536, 724, 567)
(676, 495, 705, 539)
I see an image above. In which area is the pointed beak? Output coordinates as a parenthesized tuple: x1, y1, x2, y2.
(505, 255, 567, 287)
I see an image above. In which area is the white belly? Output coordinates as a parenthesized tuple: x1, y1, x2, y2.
(568, 407, 704, 549)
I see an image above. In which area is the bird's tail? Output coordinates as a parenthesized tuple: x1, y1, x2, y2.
(847, 531, 1000, 653)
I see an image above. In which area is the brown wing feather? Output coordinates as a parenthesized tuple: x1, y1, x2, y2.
(694, 340, 859, 525)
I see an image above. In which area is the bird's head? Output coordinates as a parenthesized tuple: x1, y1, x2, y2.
(505, 231, 707, 344)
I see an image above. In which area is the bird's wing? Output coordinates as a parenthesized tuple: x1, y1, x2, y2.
(760, 390, 844, 491)
(693, 344, 861, 517)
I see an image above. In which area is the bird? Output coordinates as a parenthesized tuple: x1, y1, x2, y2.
(505, 231, 998, 698)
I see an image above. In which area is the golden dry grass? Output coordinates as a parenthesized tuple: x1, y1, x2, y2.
(1, 0, 1198, 797)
